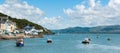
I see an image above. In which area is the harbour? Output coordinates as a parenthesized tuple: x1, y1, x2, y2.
(0, 34, 120, 53)
(0, 0, 120, 53)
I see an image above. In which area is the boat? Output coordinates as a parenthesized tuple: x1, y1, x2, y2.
(82, 38, 90, 44)
(47, 39, 52, 43)
(16, 38, 24, 47)
(107, 38, 111, 41)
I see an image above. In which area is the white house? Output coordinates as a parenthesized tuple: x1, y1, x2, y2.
(0, 17, 17, 35)
(24, 25, 43, 35)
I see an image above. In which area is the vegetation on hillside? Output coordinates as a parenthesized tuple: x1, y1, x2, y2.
(0, 13, 53, 34)
(53, 25, 120, 34)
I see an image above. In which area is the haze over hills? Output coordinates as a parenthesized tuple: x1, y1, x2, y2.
(52, 25, 120, 34)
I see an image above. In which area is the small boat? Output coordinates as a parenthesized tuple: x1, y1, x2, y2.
(16, 38, 24, 47)
(16, 42, 24, 47)
(82, 38, 90, 44)
(47, 39, 52, 43)
(107, 38, 111, 41)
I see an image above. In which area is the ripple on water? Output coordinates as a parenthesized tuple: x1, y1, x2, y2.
(76, 43, 120, 52)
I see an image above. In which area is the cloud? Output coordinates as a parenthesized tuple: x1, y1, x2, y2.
(0, 0, 66, 29)
(64, 0, 120, 27)
(109, 0, 120, 7)
(38, 16, 68, 29)
(89, 0, 95, 7)
(1, 0, 120, 29)
(0, 0, 44, 23)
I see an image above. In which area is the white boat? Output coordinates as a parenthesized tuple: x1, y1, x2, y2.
(47, 39, 52, 43)
(82, 38, 90, 44)
(16, 38, 24, 47)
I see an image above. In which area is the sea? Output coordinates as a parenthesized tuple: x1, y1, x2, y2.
(0, 34, 120, 53)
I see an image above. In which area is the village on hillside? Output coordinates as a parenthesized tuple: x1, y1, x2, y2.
(0, 16, 43, 40)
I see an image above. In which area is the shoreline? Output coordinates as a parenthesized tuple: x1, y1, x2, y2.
(0, 33, 43, 40)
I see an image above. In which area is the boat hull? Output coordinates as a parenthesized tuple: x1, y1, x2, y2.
(16, 43, 24, 47)
(47, 40, 52, 43)
(82, 41, 90, 44)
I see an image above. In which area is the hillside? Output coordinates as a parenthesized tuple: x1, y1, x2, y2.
(53, 25, 120, 34)
(0, 13, 53, 34)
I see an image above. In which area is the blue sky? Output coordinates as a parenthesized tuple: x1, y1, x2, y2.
(24, 0, 84, 17)
(0, 0, 120, 29)
(21, 0, 109, 17)
(0, 0, 109, 17)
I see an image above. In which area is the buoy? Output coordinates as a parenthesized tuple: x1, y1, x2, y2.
(88, 38, 91, 41)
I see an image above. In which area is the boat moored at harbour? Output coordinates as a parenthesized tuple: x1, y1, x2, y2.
(16, 38, 24, 47)
(82, 38, 90, 44)
(47, 39, 52, 43)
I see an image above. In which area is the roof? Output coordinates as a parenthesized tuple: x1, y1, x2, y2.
(24, 25, 32, 29)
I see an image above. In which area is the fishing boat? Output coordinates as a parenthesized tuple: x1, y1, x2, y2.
(16, 38, 24, 47)
(82, 38, 90, 44)
(47, 39, 52, 43)
(107, 38, 111, 41)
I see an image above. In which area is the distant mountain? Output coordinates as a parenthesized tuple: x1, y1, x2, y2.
(53, 25, 120, 34)
(0, 13, 53, 34)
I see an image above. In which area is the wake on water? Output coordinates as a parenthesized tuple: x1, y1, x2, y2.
(76, 43, 120, 50)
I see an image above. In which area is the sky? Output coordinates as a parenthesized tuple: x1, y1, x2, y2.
(0, 0, 120, 29)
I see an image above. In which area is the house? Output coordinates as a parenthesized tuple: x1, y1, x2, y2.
(24, 25, 43, 35)
(0, 16, 17, 35)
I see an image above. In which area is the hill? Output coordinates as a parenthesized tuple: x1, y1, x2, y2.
(0, 13, 53, 34)
(53, 25, 120, 34)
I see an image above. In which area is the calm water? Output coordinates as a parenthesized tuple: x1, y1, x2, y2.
(0, 34, 120, 53)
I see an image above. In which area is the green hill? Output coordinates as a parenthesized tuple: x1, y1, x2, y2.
(53, 25, 120, 34)
(0, 13, 53, 34)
